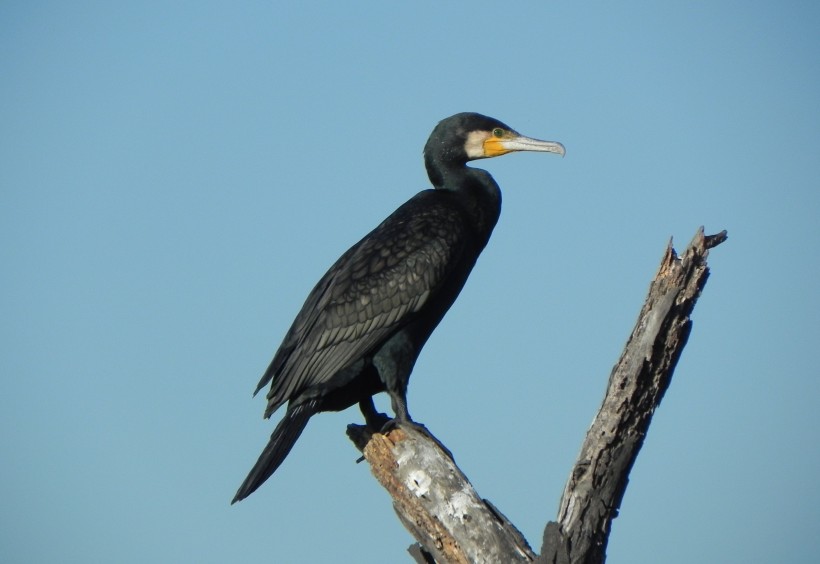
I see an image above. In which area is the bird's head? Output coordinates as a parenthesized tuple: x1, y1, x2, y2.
(424, 112, 565, 167)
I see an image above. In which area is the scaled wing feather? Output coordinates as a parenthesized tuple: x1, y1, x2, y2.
(260, 192, 470, 415)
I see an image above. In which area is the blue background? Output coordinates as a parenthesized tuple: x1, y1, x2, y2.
(2, 2, 818, 563)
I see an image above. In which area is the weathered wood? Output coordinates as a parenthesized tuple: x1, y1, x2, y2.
(349, 424, 537, 563)
(538, 227, 727, 564)
(349, 228, 727, 563)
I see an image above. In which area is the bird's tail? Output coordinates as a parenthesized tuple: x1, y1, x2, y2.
(231, 400, 317, 504)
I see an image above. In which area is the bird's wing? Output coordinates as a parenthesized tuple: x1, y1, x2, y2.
(258, 191, 472, 415)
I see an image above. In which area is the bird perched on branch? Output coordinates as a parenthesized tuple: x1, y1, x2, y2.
(232, 112, 564, 503)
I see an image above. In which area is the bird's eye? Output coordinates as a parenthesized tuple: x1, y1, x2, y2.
(492, 128, 504, 138)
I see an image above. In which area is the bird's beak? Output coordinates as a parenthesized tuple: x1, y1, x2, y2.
(484, 134, 566, 158)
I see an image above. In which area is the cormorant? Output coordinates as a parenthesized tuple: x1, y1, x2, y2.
(232, 112, 564, 503)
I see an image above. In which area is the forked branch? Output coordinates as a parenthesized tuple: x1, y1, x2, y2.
(348, 227, 728, 563)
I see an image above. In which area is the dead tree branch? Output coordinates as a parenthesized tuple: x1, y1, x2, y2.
(348, 227, 727, 563)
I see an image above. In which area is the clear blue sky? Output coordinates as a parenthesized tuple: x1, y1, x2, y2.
(2, 2, 818, 563)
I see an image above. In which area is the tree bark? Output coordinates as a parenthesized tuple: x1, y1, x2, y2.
(348, 227, 727, 563)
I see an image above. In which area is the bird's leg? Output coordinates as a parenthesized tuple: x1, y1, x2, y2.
(347, 398, 389, 457)
(373, 332, 416, 424)
(370, 332, 452, 457)
(359, 397, 390, 430)
(389, 390, 412, 423)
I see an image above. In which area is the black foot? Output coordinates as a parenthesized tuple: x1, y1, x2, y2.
(345, 408, 397, 455)
(346, 423, 374, 454)
(366, 411, 391, 431)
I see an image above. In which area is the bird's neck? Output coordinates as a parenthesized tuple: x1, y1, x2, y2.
(428, 163, 502, 245)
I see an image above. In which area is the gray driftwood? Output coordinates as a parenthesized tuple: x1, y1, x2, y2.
(347, 227, 727, 563)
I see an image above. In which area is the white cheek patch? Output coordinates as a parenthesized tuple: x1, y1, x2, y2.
(464, 130, 488, 159)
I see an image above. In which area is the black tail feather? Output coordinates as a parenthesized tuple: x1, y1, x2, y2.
(231, 400, 317, 504)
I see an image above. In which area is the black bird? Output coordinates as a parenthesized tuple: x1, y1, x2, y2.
(232, 112, 564, 503)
